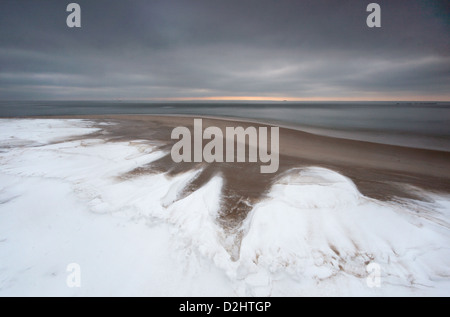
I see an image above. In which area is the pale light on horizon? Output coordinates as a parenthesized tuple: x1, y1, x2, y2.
(141, 95, 450, 102)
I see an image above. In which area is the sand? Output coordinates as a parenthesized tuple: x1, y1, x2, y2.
(33, 114, 450, 233)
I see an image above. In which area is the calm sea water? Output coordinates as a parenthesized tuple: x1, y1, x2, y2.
(0, 101, 449, 151)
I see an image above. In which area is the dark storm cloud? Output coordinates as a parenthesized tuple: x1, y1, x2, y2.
(0, 0, 449, 100)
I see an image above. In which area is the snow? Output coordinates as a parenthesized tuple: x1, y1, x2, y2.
(238, 168, 450, 296)
(0, 119, 99, 148)
(0, 118, 449, 296)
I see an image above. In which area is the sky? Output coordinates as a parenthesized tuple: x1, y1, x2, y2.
(0, 0, 449, 101)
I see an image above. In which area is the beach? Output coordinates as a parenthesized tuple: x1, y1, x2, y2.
(75, 114, 450, 199)
(0, 115, 449, 296)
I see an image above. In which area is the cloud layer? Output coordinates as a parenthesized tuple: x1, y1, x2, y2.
(0, 0, 449, 100)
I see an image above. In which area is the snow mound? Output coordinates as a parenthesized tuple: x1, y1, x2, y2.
(236, 167, 450, 296)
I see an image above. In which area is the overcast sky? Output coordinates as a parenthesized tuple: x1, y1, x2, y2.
(0, 0, 449, 101)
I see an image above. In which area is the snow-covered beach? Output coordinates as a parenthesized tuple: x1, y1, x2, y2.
(0, 117, 449, 296)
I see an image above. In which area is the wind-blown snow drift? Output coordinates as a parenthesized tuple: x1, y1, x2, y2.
(0, 119, 449, 296)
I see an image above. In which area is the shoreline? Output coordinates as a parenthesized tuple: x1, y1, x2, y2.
(10, 112, 450, 150)
(3, 114, 450, 203)
(4, 112, 450, 152)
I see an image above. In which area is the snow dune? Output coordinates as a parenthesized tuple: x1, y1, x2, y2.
(0, 119, 449, 296)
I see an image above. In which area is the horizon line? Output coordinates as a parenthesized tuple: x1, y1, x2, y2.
(1, 97, 449, 103)
(143, 96, 450, 102)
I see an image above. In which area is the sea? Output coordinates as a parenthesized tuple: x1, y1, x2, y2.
(0, 100, 449, 151)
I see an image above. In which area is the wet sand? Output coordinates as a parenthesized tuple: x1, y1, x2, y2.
(30, 114, 448, 230)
